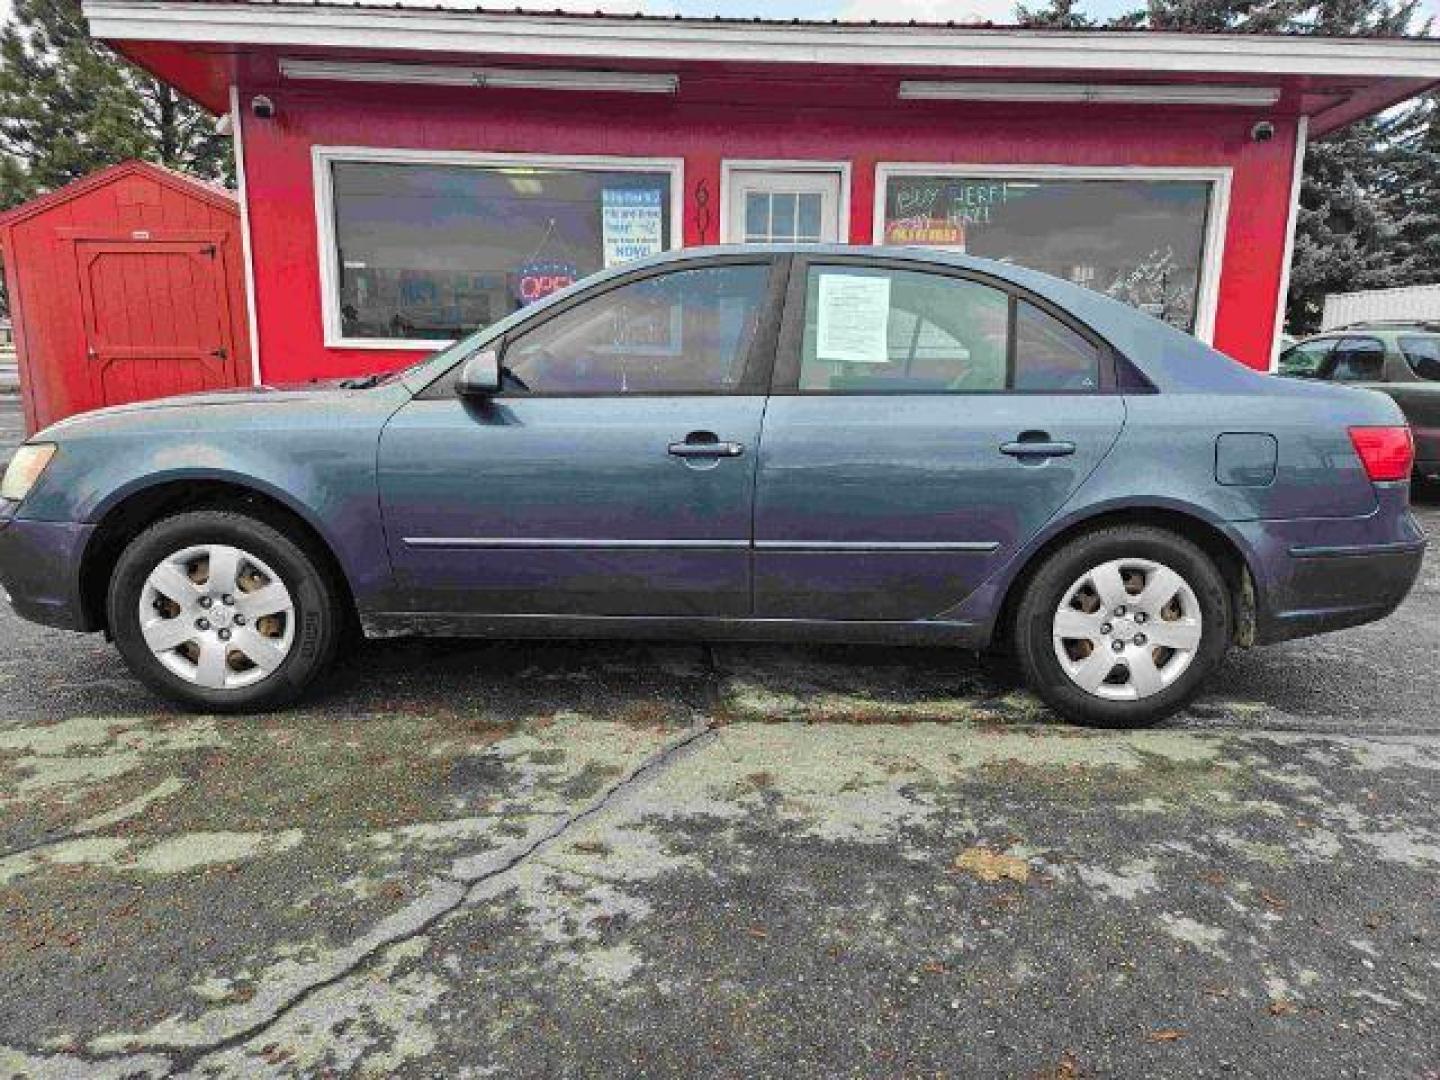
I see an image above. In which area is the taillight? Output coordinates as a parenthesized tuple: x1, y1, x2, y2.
(1348, 426, 1415, 483)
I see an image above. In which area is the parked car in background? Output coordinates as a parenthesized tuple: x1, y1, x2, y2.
(1279, 322, 1440, 479)
(0, 248, 1426, 727)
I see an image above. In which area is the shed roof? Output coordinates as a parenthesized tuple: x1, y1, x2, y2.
(0, 159, 236, 235)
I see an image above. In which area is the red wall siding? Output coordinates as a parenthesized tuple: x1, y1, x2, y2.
(237, 82, 1299, 381)
(2, 167, 251, 432)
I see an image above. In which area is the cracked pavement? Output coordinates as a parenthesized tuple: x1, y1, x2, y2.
(0, 417, 1436, 1074)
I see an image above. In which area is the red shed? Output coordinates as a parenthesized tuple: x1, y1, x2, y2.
(74, 5, 1440, 380)
(0, 160, 252, 433)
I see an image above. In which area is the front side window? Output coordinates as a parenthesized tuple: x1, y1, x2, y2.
(502, 264, 771, 395)
(1326, 337, 1386, 382)
(1278, 338, 1333, 378)
(328, 159, 674, 343)
(1399, 335, 1440, 381)
(880, 173, 1214, 334)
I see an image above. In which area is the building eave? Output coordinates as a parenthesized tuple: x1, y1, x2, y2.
(83, 1, 1440, 81)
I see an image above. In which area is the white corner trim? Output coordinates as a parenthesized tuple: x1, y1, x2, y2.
(229, 85, 262, 384)
(717, 160, 853, 245)
(871, 162, 1232, 345)
(310, 145, 685, 351)
(81, 2, 1440, 79)
(1272, 116, 1309, 371)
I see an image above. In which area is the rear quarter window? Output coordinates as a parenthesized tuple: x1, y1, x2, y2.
(1399, 335, 1440, 382)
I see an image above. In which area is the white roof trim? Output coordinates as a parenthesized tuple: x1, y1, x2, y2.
(83, 1, 1440, 79)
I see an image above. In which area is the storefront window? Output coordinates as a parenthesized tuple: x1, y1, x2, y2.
(327, 159, 675, 343)
(880, 174, 1214, 333)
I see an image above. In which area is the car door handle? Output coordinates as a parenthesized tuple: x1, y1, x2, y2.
(1000, 437, 1076, 458)
(669, 439, 745, 459)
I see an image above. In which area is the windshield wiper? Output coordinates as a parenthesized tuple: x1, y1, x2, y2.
(339, 372, 389, 390)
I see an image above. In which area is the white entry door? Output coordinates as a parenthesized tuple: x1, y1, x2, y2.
(724, 167, 845, 245)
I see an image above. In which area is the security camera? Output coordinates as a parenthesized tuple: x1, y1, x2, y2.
(1251, 121, 1275, 143)
(251, 95, 276, 120)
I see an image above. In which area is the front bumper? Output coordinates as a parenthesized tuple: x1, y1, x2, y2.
(1235, 487, 1427, 645)
(0, 516, 97, 631)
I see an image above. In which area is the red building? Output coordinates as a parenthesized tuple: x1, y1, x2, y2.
(82, 2, 1440, 382)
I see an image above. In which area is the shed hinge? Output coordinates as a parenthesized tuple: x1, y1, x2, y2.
(200, 244, 217, 258)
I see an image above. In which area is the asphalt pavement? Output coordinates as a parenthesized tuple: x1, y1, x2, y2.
(0, 387, 1437, 1076)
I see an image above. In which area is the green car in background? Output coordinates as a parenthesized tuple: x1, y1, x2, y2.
(1280, 321, 1440, 479)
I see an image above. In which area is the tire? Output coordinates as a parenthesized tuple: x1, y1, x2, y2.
(107, 509, 344, 712)
(1012, 525, 1232, 728)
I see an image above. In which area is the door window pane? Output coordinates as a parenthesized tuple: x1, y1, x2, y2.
(742, 187, 830, 244)
(503, 264, 771, 394)
(771, 194, 797, 240)
(745, 194, 769, 241)
(1326, 337, 1385, 382)
(330, 161, 673, 342)
(799, 267, 1009, 392)
(797, 194, 823, 242)
(1015, 301, 1101, 391)
(1399, 335, 1440, 381)
(881, 175, 1213, 333)
(1278, 338, 1333, 378)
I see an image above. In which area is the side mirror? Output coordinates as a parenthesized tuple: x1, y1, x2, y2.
(456, 348, 501, 397)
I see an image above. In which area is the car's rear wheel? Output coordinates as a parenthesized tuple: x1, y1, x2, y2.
(107, 510, 343, 712)
(1013, 525, 1232, 728)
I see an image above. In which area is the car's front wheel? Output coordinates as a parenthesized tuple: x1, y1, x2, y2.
(1013, 525, 1232, 728)
(107, 509, 344, 712)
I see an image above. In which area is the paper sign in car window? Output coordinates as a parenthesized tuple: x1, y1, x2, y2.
(816, 274, 891, 364)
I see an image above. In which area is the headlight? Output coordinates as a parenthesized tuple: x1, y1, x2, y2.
(0, 444, 58, 503)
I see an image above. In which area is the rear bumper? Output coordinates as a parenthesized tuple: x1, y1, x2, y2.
(0, 516, 97, 631)
(1235, 488, 1427, 645)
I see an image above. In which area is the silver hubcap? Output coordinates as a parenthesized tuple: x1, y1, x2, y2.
(138, 544, 296, 690)
(1052, 557, 1203, 701)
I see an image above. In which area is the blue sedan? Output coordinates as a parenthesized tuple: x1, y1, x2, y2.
(0, 247, 1425, 726)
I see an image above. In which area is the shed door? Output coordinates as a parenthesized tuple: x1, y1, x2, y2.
(75, 239, 241, 408)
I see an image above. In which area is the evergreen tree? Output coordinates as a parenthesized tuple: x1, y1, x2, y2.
(1377, 94, 1440, 297)
(1017, 0, 1097, 28)
(1287, 118, 1409, 331)
(0, 0, 230, 212)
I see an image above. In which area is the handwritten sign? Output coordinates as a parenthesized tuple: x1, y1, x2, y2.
(815, 273, 891, 365)
(885, 179, 1021, 248)
(603, 189, 665, 268)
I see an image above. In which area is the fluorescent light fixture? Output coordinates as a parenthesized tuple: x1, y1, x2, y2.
(279, 58, 678, 94)
(898, 80, 1281, 107)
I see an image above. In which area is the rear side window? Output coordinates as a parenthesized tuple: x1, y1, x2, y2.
(1399, 335, 1440, 381)
(1325, 337, 1385, 382)
(797, 266, 1099, 393)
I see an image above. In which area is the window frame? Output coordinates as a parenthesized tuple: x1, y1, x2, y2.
(771, 253, 1120, 396)
(312, 146, 686, 351)
(418, 253, 789, 400)
(871, 163, 1232, 344)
